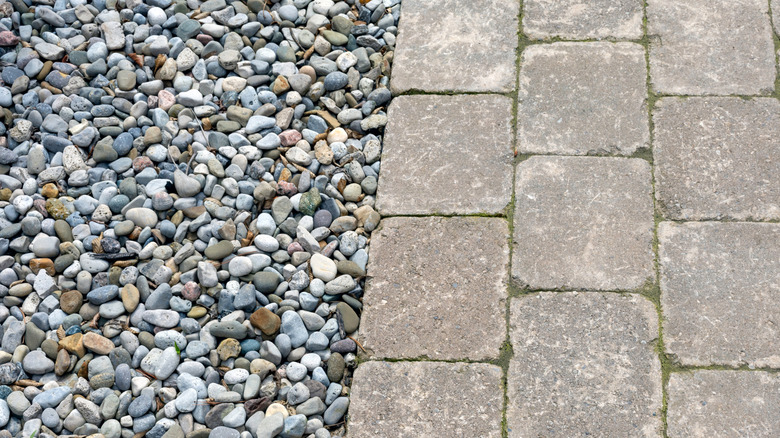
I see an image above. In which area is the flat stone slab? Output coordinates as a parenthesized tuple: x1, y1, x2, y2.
(348, 361, 503, 438)
(508, 292, 662, 437)
(517, 42, 649, 155)
(376, 95, 514, 215)
(390, 0, 519, 93)
(513, 156, 654, 290)
(659, 222, 780, 368)
(361, 217, 508, 360)
(668, 370, 780, 437)
(654, 98, 780, 221)
(774, 0, 780, 35)
(523, 0, 643, 39)
(647, 0, 776, 95)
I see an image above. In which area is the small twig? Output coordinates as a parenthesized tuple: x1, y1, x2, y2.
(347, 335, 366, 353)
(136, 368, 157, 380)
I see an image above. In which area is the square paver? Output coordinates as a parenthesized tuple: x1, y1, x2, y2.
(647, 0, 776, 95)
(390, 0, 519, 93)
(348, 361, 503, 438)
(659, 222, 780, 368)
(508, 292, 663, 437)
(523, 0, 644, 39)
(361, 217, 508, 360)
(654, 98, 780, 221)
(774, 0, 780, 35)
(517, 42, 649, 155)
(668, 371, 780, 438)
(376, 95, 514, 215)
(513, 156, 654, 290)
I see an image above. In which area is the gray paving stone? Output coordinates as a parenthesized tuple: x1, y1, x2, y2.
(774, 0, 780, 35)
(508, 292, 663, 437)
(517, 42, 649, 155)
(348, 361, 503, 438)
(659, 222, 780, 368)
(376, 95, 514, 215)
(769, 0, 780, 35)
(523, 0, 644, 39)
(361, 217, 508, 360)
(654, 98, 780, 221)
(668, 370, 780, 438)
(513, 156, 654, 290)
(390, 0, 519, 93)
(647, 0, 776, 95)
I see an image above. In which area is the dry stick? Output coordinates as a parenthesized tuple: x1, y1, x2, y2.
(347, 335, 367, 353)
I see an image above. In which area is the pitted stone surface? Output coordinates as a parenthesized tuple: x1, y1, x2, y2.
(517, 42, 649, 156)
(390, 0, 519, 93)
(508, 292, 663, 437)
(523, 0, 643, 39)
(647, 0, 776, 95)
(774, 0, 780, 35)
(361, 217, 508, 360)
(668, 371, 780, 438)
(348, 361, 503, 438)
(376, 95, 514, 215)
(513, 156, 654, 290)
(659, 222, 780, 368)
(654, 98, 780, 221)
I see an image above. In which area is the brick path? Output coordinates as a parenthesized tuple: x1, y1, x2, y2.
(349, 0, 780, 436)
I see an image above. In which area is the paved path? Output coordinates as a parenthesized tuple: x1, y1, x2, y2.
(348, 0, 780, 436)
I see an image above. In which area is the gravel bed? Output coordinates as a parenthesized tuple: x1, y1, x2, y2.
(0, 0, 399, 436)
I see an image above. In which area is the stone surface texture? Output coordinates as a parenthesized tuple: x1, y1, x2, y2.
(647, 0, 776, 95)
(654, 97, 780, 221)
(517, 42, 649, 155)
(361, 217, 508, 360)
(513, 156, 654, 290)
(391, 0, 519, 93)
(376, 95, 514, 215)
(508, 292, 663, 437)
(348, 361, 503, 438)
(667, 371, 780, 438)
(659, 222, 780, 368)
(523, 0, 644, 39)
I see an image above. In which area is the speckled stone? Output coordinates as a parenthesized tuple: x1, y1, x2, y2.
(349, 361, 503, 437)
(361, 217, 508, 360)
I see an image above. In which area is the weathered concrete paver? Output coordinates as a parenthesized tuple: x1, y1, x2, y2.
(523, 0, 644, 40)
(654, 98, 780, 221)
(659, 222, 780, 368)
(361, 217, 508, 360)
(647, 0, 776, 95)
(774, 0, 780, 35)
(376, 95, 514, 215)
(667, 371, 780, 438)
(513, 156, 654, 290)
(390, 0, 519, 93)
(508, 292, 663, 437)
(348, 361, 503, 438)
(517, 42, 649, 156)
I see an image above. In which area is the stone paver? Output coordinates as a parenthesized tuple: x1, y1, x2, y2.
(659, 222, 780, 368)
(654, 98, 780, 221)
(647, 0, 776, 95)
(376, 95, 514, 215)
(668, 371, 780, 438)
(508, 292, 662, 437)
(390, 0, 519, 93)
(774, 0, 780, 35)
(348, 361, 503, 438)
(517, 42, 649, 156)
(513, 156, 654, 290)
(523, 0, 644, 40)
(361, 217, 508, 360)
